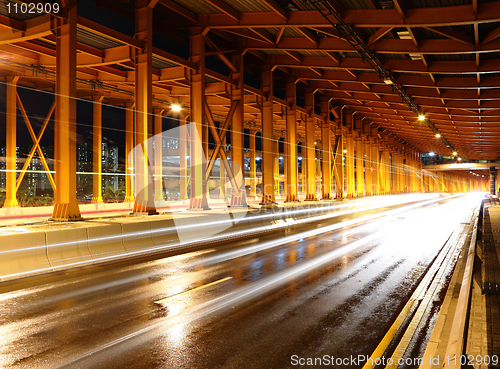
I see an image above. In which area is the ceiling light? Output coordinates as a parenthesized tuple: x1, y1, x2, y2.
(383, 78, 393, 85)
(418, 114, 425, 121)
(170, 103, 182, 112)
(435, 133, 441, 138)
(429, 152, 435, 156)
(453, 151, 457, 156)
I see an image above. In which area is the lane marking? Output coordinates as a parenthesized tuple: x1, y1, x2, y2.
(154, 276, 233, 305)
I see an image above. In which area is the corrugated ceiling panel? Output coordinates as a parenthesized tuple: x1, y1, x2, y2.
(77, 26, 123, 50)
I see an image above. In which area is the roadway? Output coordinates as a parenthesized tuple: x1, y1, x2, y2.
(0, 194, 482, 369)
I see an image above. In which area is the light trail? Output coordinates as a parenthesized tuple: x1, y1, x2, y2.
(0, 194, 450, 281)
(54, 195, 475, 369)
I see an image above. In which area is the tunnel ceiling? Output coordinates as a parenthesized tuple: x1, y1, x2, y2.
(2, 0, 500, 160)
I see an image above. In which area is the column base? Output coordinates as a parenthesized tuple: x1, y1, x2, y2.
(188, 197, 210, 211)
(130, 201, 158, 216)
(50, 202, 83, 221)
(124, 196, 135, 202)
(91, 196, 103, 204)
(230, 195, 247, 207)
(3, 199, 19, 207)
(304, 194, 319, 201)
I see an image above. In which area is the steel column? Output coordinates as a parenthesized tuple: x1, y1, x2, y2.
(154, 109, 164, 201)
(132, 0, 157, 214)
(51, 4, 81, 220)
(305, 90, 317, 201)
(124, 102, 134, 202)
(356, 135, 364, 196)
(189, 28, 209, 209)
(321, 100, 332, 200)
(285, 80, 298, 202)
(334, 132, 344, 198)
(249, 131, 257, 198)
(346, 133, 355, 197)
(260, 66, 275, 205)
(371, 141, 379, 195)
(92, 96, 103, 204)
(230, 54, 246, 206)
(5, 76, 18, 207)
(363, 139, 371, 196)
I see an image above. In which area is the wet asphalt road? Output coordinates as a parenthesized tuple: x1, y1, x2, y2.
(0, 195, 481, 369)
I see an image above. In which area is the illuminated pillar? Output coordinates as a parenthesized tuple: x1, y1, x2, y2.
(124, 102, 134, 202)
(92, 96, 103, 203)
(5, 76, 19, 207)
(154, 109, 164, 201)
(285, 79, 298, 202)
(346, 133, 355, 197)
(260, 66, 275, 204)
(51, 4, 81, 220)
(274, 138, 280, 196)
(179, 113, 188, 200)
(131, 0, 156, 214)
(249, 131, 257, 198)
(305, 90, 317, 201)
(356, 135, 364, 196)
(230, 54, 246, 206)
(189, 28, 209, 209)
(334, 131, 344, 198)
(321, 100, 332, 200)
(364, 138, 372, 196)
(371, 141, 379, 195)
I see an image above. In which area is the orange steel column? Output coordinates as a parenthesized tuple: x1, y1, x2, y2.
(380, 147, 389, 194)
(305, 89, 317, 201)
(249, 131, 257, 198)
(91, 96, 103, 204)
(51, 4, 81, 220)
(124, 102, 134, 202)
(274, 139, 280, 196)
(260, 66, 275, 205)
(371, 140, 379, 195)
(132, 1, 156, 214)
(189, 28, 209, 209)
(285, 79, 298, 202)
(179, 113, 188, 200)
(154, 109, 164, 201)
(5, 76, 19, 207)
(230, 54, 246, 206)
(321, 100, 332, 200)
(346, 133, 355, 197)
(334, 131, 344, 198)
(364, 138, 372, 196)
(356, 135, 364, 196)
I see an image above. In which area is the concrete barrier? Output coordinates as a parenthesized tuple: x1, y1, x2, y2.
(46, 224, 92, 270)
(0, 227, 51, 280)
(86, 222, 127, 261)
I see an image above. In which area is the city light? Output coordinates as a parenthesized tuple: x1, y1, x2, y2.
(458, 157, 462, 161)
(429, 152, 435, 156)
(170, 103, 182, 112)
(453, 151, 457, 156)
(343, 149, 347, 153)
